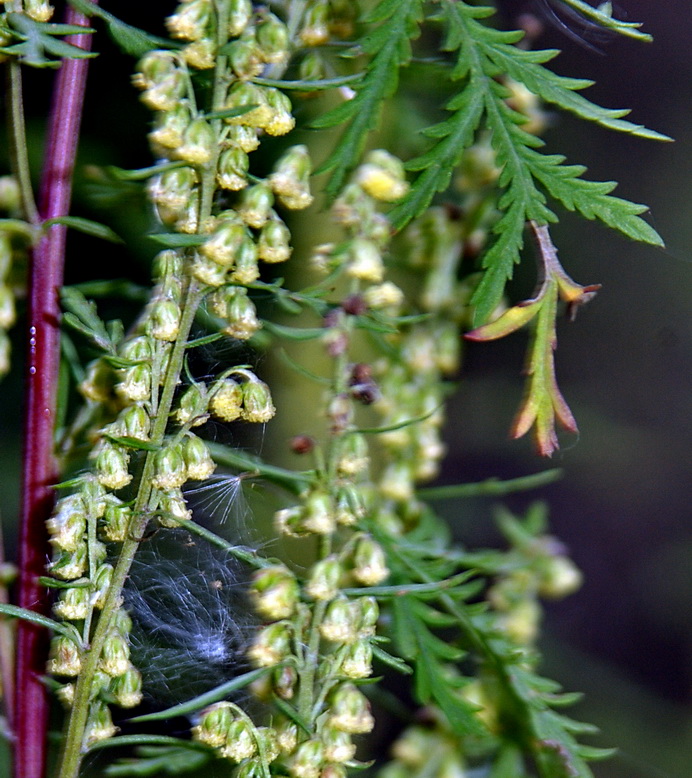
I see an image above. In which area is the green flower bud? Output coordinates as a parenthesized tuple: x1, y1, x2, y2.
(84, 701, 117, 746)
(120, 334, 153, 363)
(356, 149, 409, 202)
(363, 281, 404, 310)
(148, 167, 197, 211)
(298, 50, 326, 81)
(332, 183, 372, 227)
(305, 556, 342, 601)
(48, 636, 81, 677)
(217, 147, 250, 191)
(141, 71, 187, 112)
(95, 443, 132, 491)
(47, 494, 86, 553)
(50, 543, 88, 581)
(336, 433, 369, 477)
(0, 284, 15, 329)
(158, 488, 192, 526)
(299, 0, 330, 47)
(248, 621, 292, 667)
(183, 38, 217, 70)
(276, 720, 298, 754)
(193, 701, 234, 747)
(115, 363, 152, 404)
(238, 183, 274, 228)
(25, 0, 54, 22)
(149, 102, 192, 151)
(153, 249, 185, 281)
(227, 38, 264, 80)
(151, 443, 187, 490)
(79, 358, 113, 403)
(167, 0, 213, 41)
(257, 12, 289, 65)
(257, 215, 292, 263)
(320, 597, 358, 644)
(101, 497, 132, 543)
(341, 640, 373, 680)
(174, 381, 209, 426)
(175, 118, 215, 166)
(328, 684, 375, 734)
(133, 51, 177, 90)
(356, 596, 379, 637)
(228, 0, 253, 37)
(209, 378, 243, 422)
(118, 404, 151, 441)
(500, 598, 540, 645)
(55, 683, 75, 708)
(148, 297, 181, 342)
(229, 124, 260, 153)
(255, 727, 280, 763)
(229, 237, 259, 285)
(303, 490, 336, 535)
(322, 727, 356, 763)
(0, 176, 20, 213)
(268, 145, 313, 210)
(379, 462, 414, 502)
(273, 664, 298, 700)
(241, 378, 276, 422)
(346, 238, 384, 283)
(290, 739, 325, 778)
(236, 759, 263, 778)
(92, 563, 114, 609)
(53, 586, 90, 621)
(182, 435, 216, 480)
(201, 221, 247, 266)
(262, 88, 296, 136)
(224, 82, 273, 129)
(100, 629, 131, 677)
(538, 556, 583, 599)
(191, 254, 228, 286)
(221, 718, 257, 761)
(352, 535, 389, 586)
(210, 285, 261, 341)
(110, 667, 143, 708)
(175, 186, 201, 233)
(273, 505, 306, 538)
(251, 565, 299, 620)
(112, 608, 133, 636)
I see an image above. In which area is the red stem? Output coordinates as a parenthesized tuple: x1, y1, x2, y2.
(14, 7, 95, 778)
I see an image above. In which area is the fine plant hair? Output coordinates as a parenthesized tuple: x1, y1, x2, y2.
(0, 2, 670, 778)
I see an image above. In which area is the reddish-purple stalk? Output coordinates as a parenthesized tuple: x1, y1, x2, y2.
(14, 7, 96, 778)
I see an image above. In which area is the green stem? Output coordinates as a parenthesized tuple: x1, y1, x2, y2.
(7, 61, 39, 225)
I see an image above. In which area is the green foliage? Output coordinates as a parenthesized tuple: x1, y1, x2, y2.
(0, 12, 96, 67)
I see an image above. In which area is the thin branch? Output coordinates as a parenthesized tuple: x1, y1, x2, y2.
(14, 6, 96, 778)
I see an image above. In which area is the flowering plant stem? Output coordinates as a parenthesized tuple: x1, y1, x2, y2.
(14, 8, 94, 778)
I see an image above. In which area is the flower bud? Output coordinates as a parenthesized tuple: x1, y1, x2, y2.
(229, 124, 260, 153)
(290, 739, 325, 778)
(183, 38, 216, 69)
(95, 443, 132, 490)
(276, 720, 298, 754)
(224, 82, 273, 129)
(341, 640, 373, 679)
(79, 358, 113, 403)
(48, 636, 81, 677)
(320, 597, 358, 644)
(50, 543, 88, 581)
(257, 12, 289, 64)
(151, 443, 188, 490)
(85, 701, 117, 746)
(167, 0, 212, 42)
(102, 497, 132, 542)
(209, 378, 243, 422)
(217, 147, 250, 191)
(303, 490, 335, 535)
(248, 621, 292, 667)
(118, 404, 151, 441)
(110, 666, 143, 708)
(251, 565, 299, 620)
(273, 664, 298, 700)
(47, 494, 86, 553)
(363, 281, 404, 310)
(91, 563, 114, 609)
(328, 684, 374, 734)
(356, 150, 409, 202)
(201, 220, 247, 266)
(0, 285, 15, 329)
(322, 727, 356, 763)
(210, 285, 261, 341)
(538, 556, 583, 599)
(221, 718, 257, 761)
(149, 103, 192, 151)
(238, 183, 274, 228)
(158, 488, 192, 526)
(336, 434, 369, 477)
(500, 598, 540, 645)
(141, 70, 187, 112)
(228, 0, 253, 37)
(257, 215, 292, 263)
(229, 237, 260, 285)
(148, 297, 181, 341)
(149, 167, 197, 211)
(182, 435, 216, 480)
(346, 238, 384, 283)
(274, 505, 306, 538)
(300, 0, 330, 47)
(379, 462, 414, 502)
(115, 363, 151, 404)
(176, 118, 216, 166)
(25, 0, 54, 22)
(268, 145, 313, 210)
(241, 379, 276, 422)
(55, 683, 75, 708)
(305, 556, 342, 601)
(352, 536, 389, 586)
(262, 88, 296, 136)
(53, 586, 90, 621)
(100, 629, 131, 677)
(174, 382, 209, 426)
(193, 701, 234, 748)
(134, 51, 177, 91)
(191, 254, 228, 286)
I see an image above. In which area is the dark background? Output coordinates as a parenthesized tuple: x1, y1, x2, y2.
(0, 2, 690, 776)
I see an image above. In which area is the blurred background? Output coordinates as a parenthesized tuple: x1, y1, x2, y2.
(0, 1, 690, 776)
